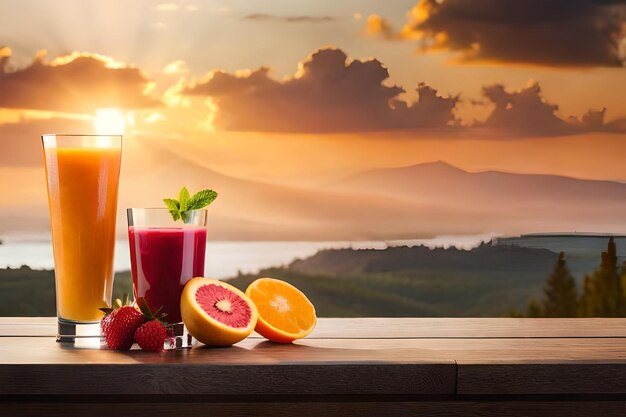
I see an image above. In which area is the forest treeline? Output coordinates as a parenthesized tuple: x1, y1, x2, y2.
(2, 239, 625, 317)
(519, 237, 626, 317)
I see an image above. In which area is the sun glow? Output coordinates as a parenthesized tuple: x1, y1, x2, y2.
(93, 108, 126, 135)
(50, 51, 127, 69)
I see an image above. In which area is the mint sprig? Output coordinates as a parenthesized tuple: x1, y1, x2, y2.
(163, 186, 218, 222)
(163, 198, 181, 221)
(179, 187, 191, 211)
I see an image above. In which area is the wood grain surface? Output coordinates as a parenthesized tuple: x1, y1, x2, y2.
(3, 318, 626, 416)
(4, 317, 626, 338)
(4, 400, 626, 417)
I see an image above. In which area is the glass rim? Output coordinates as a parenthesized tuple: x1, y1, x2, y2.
(127, 207, 209, 212)
(42, 134, 123, 149)
(42, 134, 123, 138)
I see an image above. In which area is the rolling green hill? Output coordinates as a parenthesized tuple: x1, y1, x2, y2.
(227, 244, 559, 317)
(0, 267, 132, 316)
(0, 244, 560, 317)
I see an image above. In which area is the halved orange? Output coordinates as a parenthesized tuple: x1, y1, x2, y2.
(245, 278, 316, 343)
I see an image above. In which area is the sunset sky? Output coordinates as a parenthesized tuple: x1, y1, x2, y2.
(1, 0, 626, 239)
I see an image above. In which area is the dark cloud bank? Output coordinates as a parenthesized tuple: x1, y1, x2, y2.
(370, 0, 626, 67)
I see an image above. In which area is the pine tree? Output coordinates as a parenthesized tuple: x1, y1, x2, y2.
(578, 274, 595, 317)
(620, 261, 626, 315)
(578, 237, 621, 317)
(604, 237, 622, 314)
(525, 299, 542, 317)
(542, 252, 578, 317)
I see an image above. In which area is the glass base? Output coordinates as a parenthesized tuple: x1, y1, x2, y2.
(165, 322, 195, 350)
(57, 319, 103, 348)
(56, 319, 194, 350)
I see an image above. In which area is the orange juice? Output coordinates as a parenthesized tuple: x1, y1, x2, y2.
(43, 139, 121, 322)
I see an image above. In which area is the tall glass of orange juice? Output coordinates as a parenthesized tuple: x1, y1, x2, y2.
(42, 134, 122, 342)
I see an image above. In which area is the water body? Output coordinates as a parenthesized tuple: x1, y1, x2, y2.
(2, 233, 619, 280)
(0, 234, 498, 279)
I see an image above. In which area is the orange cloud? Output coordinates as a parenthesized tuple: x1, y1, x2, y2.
(479, 82, 626, 136)
(369, 0, 626, 67)
(163, 60, 189, 75)
(481, 82, 569, 135)
(0, 49, 158, 113)
(366, 14, 396, 40)
(182, 46, 625, 136)
(183, 47, 459, 133)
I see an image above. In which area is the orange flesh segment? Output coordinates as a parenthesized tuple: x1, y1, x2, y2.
(248, 279, 316, 335)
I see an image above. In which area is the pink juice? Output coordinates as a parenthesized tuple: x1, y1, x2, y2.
(128, 226, 206, 323)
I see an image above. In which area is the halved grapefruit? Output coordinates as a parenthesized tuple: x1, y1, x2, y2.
(181, 277, 258, 346)
(245, 278, 317, 343)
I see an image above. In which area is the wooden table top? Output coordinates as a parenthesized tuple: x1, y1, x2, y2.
(3, 317, 626, 398)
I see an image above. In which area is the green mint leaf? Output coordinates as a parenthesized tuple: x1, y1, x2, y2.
(163, 198, 179, 212)
(164, 187, 218, 223)
(179, 187, 190, 211)
(186, 189, 218, 210)
(163, 198, 181, 221)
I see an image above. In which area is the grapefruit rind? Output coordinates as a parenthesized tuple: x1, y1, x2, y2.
(181, 277, 258, 346)
(245, 277, 317, 343)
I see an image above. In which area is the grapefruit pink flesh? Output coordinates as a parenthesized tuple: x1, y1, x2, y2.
(196, 284, 252, 328)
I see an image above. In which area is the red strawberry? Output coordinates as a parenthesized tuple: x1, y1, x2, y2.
(134, 320, 167, 352)
(101, 306, 145, 350)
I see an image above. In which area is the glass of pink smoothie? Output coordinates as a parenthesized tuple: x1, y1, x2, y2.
(127, 208, 207, 348)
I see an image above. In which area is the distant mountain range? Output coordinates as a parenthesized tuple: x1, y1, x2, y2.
(2, 150, 626, 239)
(126, 156, 626, 239)
(330, 161, 626, 206)
(325, 161, 626, 237)
(120, 149, 435, 240)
